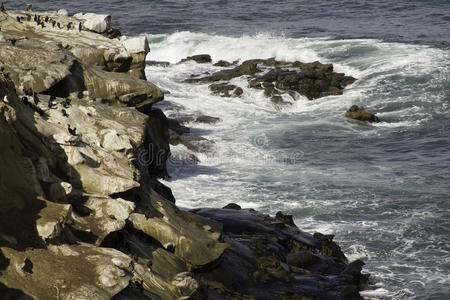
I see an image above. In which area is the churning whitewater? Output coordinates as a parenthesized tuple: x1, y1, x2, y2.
(145, 32, 450, 299)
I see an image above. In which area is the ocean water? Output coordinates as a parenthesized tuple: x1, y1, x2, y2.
(7, 1, 450, 299)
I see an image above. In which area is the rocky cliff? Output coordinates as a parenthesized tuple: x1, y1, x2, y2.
(0, 9, 369, 300)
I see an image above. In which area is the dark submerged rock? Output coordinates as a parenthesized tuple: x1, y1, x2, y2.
(209, 83, 243, 97)
(180, 54, 212, 64)
(345, 105, 380, 122)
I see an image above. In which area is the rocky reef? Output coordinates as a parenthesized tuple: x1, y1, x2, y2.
(0, 8, 369, 300)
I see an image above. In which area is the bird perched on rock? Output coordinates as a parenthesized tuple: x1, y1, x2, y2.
(68, 124, 77, 136)
(26, 14, 31, 21)
(62, 98, 71, 108)
(62, 109, 69, 117)
(33, 92, 39, 105)
(33, 14, 37, 22)
(52, 20, 56, 28)
(48, 95, 57, 109)
(16, 16, 22, 23)
(24, 87, 33, 96)
(44, 16, 49, 23)
(67, 22, 72, 30)
(2, 95, 9, 103)
(78, 22, 82, 32)
(26, 4, 32, 11)
(0, 3, 5, 13)
(57, 22, 61, 29)
(9, 38, 17, 46)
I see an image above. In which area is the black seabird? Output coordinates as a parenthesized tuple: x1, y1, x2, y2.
(33, 92, 39, 105)
(57, 22, 61, 29)
(62, 98, 71, 108)
(52, 20, 56, 28)
(33, 14, 37, 22)
(16, 16, 22, 23)
(26, 14, 31, 21)
(68, 125, 77, 136)
(44, 16, 49, 23)
(78, 22, 82, 32)
(9, 38, 17, 46)
(48, 95, 56, 109)
(62, 109, 69, 117)
(67, 22, 72, 30)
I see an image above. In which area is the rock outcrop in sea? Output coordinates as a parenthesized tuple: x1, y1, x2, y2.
(0, 8, 369, 299)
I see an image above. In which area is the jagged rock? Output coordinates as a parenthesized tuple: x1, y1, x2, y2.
(180, 54, 212, 64)
(36, 199, 72, 241)
(209, 83, 243, 97)
(213, 60, 236, 67)
(146, 60, 170, 67)
(0, 244, 132, 299)
(185, 60, 260, 83)
(345, 105, 380, 122)
(129, 189, 228, 268)
(72, 197, 135, 245)
(82, 13, 112, 33)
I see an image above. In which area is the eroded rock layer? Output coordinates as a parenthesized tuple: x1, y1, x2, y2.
(0, 8, 369, 300)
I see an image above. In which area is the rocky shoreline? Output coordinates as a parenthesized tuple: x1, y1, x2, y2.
(0, 8, 369, 299)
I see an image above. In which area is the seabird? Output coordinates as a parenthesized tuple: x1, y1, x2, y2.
(44, 16, 49, 23)
(26, 14, 31, 21)
(0, 3, 5, 13)
(57, 22, 61, 29)
(62, 109, 69, 117)
(52, 20, 56, 27)
(78, 22, 82, 32)
(21, 96, 29, 104)
(3, 95, 9, 103)
(62, 98, 71, 108)
(26, 4, 32, 11)
(67, 22, 72, 30)
(33, 14, 37, 22)
(48, 95, 56, 109)
(68, 124, 77, 136)
(33, 92, 39, 105)
(16, 16, 22, 23)
(9, 38, 17, 46)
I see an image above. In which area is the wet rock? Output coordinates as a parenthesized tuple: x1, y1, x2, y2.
(146, 60, 170, 67)
(186, 60, 260, 83)
(222, 203, 242, 210)
(195, 115, 220, 124)
(345, 105, 380, 122)
(213, 60, 236, 67)
(180, 54, 212, 64)
(209, 83, 243, 97)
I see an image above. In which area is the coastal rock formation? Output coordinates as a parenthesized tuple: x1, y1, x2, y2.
(345, 105, 380, 122)
(180, 54, 212, 64)
(0, 8, 370, 300)
(186, 56, 356, 102)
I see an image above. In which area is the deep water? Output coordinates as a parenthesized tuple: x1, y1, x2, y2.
(7, 1, 450, 299)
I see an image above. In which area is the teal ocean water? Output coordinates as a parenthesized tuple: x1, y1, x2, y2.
(8, 1, 450, 298)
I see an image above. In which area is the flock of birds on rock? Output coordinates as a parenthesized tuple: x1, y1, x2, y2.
(1, 3, 82, 32)
(1, 85, 79, 137)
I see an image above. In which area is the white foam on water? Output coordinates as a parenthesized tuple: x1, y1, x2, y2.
(146, 31, 450, 299)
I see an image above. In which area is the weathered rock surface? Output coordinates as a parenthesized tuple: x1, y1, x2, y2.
(186, 57, 356, 103)
(180, 54, 212, 64)
(0, 8, 370, 300)
(345, 105, 380, 122)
